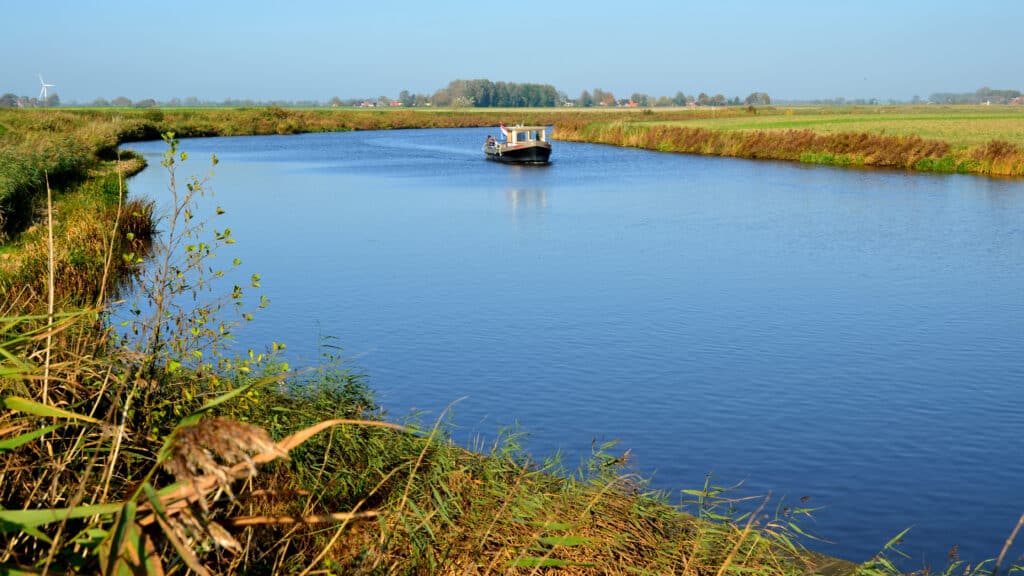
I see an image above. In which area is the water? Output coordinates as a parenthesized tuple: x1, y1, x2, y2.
(125, 128, 1024, 565)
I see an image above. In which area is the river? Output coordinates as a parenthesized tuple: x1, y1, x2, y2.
(125, 127, 1024, 565)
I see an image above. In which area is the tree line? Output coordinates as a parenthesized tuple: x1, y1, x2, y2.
(928, 87, 1021, 105)
(5, 83, 1024, 110)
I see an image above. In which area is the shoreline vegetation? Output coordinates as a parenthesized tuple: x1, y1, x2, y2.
(2, 107, 1022, 574)
(550, 106, 1024, 177)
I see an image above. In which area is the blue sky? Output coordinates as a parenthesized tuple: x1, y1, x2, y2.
(4, 0, 1022, 103)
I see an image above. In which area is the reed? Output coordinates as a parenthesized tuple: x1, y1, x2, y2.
(553, 106, 1024, 176)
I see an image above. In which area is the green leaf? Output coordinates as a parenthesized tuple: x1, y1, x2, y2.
(175, 372, 286, 428)
(787, 521, 825, 542)
(105, 500, 137, 576)
(507, 557, 575, 568)
(2, 397, 101, 424)
(533, 521, 573, 531)
(0, 565, 51, 575)
(538, 535, 590, 547)
(0, 502, 124, 533)
(0, 424, 63, 452)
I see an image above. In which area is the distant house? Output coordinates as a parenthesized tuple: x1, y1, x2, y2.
(390, 100, 403, 107)
(1009, 96, 1024, 106)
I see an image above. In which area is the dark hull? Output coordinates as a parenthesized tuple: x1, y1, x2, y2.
(484, 143, 552, 165)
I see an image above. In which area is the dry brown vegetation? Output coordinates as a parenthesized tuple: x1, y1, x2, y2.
(553, 107, 1024, 176)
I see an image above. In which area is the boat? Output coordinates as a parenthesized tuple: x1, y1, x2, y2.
(483, 124, 552, 164)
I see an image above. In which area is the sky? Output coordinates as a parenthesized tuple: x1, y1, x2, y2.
(3, 0, 1023, 104)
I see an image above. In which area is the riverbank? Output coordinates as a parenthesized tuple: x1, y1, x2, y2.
(1, 107, 1016, 574)
(552, 105, 1024, 176)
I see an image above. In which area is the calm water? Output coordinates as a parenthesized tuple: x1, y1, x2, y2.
(126, 128, 1024, 565)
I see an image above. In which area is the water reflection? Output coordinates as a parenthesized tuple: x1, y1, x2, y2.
(505, 188, 547, 216)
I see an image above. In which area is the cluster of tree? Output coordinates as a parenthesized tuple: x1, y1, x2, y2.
(929, 87, 1021, 105)
(0, 92, 60, 108)
(429, 79, 563, 108)
(576, 89, 769, 108)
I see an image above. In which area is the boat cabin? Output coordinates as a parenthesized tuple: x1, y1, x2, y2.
(504, 125, 548, 145)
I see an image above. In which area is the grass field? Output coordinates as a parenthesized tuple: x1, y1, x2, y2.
(637, 106, 1024, 149)
(554, 105, 1024, 176)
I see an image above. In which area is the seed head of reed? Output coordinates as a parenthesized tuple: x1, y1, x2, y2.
(164, 417, 287, 506)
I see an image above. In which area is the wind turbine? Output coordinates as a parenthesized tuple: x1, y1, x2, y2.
(38, 74, 55, 105)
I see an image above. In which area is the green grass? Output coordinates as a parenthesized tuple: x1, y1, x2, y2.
(641, 105, 1024, 149)
(555, 105, 1024, 176)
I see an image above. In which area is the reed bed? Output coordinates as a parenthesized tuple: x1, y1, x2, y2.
(554, 106, 1024, 176)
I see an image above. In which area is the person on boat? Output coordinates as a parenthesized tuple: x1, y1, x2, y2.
(485, 135, 495, 147)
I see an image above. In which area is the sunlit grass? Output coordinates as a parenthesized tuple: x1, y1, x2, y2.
(556, 106, 1024, 176)
(643, 106, 1024, 149)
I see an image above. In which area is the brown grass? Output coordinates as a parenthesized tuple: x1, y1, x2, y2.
(554, 110, 1024, 176)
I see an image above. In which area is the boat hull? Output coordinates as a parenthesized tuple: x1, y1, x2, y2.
(484, 143, 552, 165)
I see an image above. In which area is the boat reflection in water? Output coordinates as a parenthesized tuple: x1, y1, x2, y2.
(505, 188, 548, 217)
(484, 124, 552, 165)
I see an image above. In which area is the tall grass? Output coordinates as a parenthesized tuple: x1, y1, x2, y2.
(553, 111, 1024, 176)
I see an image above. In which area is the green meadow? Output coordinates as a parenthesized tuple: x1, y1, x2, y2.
(638, 106, 1024, 149)
(554, 105, 1024, 176)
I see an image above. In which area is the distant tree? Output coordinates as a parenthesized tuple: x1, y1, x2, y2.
(184, 96, 200, 107)
(911, 94, 922, 104)
(744, 92, 771, 105)
(578, 90, 593, 107)
(0, 93, 17, 107)
(89, 97, 110, 107)
(630, 92, 650, 106)
(711, 94, 726, 106)
(672, 91, 688, 106)
(413, 93, 429, 106)
(431, 87, 451, 107)
(377, 95, 391, 107)
(134, 98, 157, 108)
(696, 92, 709, 106)
(111, 96, 132, 107)
(166, 97, 181, 107)
(45, 93, 60, 107)
(487, 82, 504, 106)
(592, 88, 615, 106)
(655, 95, 672, 107)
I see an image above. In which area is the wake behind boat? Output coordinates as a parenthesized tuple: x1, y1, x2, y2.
(483, 124, 552, 165)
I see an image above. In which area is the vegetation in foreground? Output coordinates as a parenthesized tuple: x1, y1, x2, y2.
(1, 108, 1023, 574)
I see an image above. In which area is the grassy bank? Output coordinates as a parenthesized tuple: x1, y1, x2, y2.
(552, 105, 1024, 176)
(1, 108, 1020, 574)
